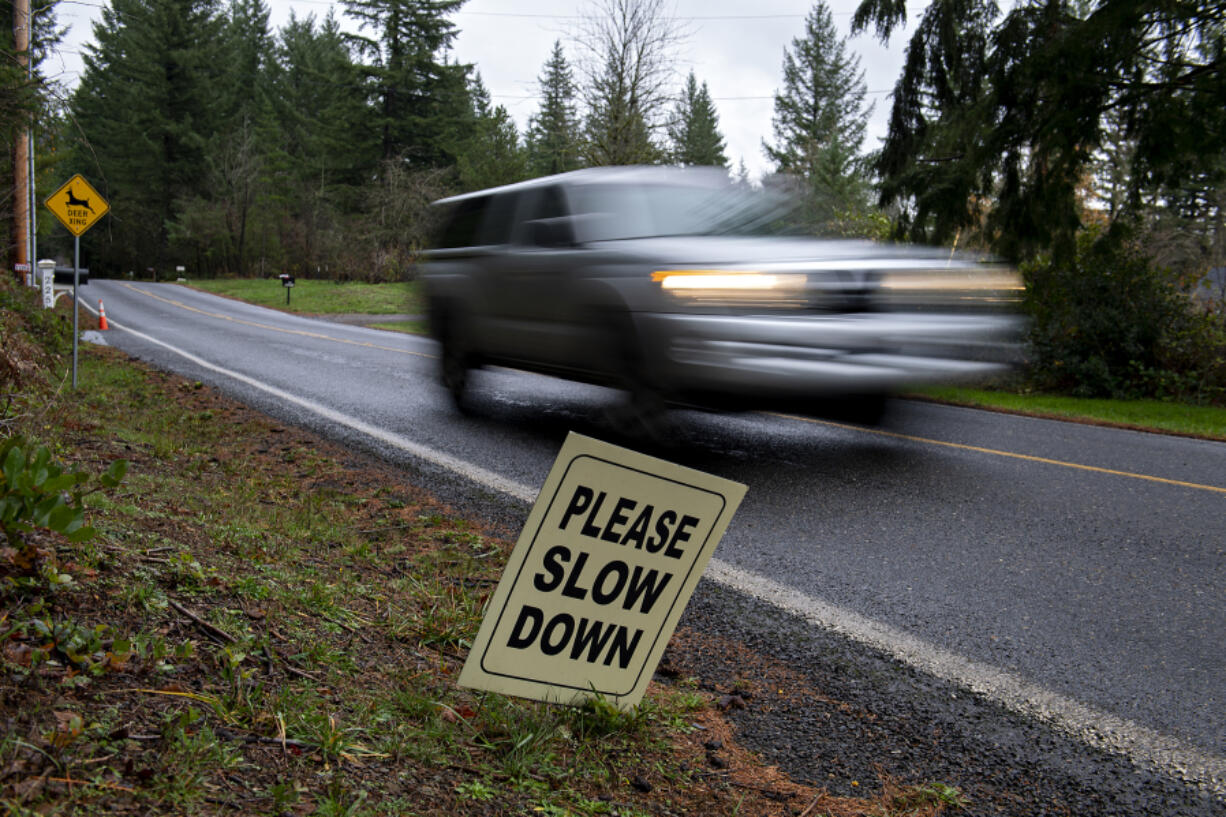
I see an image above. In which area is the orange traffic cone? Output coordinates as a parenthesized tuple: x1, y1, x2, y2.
(98, 300, 109, 331)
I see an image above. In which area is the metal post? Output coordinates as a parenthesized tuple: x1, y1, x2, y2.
(27, 0, 36, 283)
(72, 236, 80, 389)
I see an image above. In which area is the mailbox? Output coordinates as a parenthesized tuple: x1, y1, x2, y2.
(279, 274, 295, 287)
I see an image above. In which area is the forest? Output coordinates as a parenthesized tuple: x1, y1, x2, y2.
(3, 0, 1225, 402)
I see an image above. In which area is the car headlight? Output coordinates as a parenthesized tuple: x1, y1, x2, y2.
(651, 269, 808, 306)
(878, 268, 1023, 307)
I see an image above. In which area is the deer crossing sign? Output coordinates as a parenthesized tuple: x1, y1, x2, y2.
(45, 175, 109, 237)
(459, 433, 745, 710)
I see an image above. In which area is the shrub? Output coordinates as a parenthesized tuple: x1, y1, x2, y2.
(1022, 227, 1226, 403)
(1, 276, 74, 430)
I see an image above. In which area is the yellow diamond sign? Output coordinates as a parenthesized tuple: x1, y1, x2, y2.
(46, 174, 109, 236)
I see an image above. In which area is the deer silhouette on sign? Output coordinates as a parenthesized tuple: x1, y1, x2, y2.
(64, 187, 95, 213)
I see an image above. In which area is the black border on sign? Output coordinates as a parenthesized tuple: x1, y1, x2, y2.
(478, 453, 730, 698)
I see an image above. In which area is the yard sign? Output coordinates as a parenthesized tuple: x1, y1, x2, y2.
(459, 432, 746, 710)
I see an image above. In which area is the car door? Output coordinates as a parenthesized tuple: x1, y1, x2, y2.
(486, 184, 590, 370)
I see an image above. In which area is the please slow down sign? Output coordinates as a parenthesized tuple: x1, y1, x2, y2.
(459, 433, 746, 710)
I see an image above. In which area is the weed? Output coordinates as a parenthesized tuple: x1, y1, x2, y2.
(469, 695, 563, 780)
(455, 779, 496, 801)
(892, 781, 971, 811)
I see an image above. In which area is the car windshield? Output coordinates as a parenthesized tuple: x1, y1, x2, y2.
(567, 180, 797, 241)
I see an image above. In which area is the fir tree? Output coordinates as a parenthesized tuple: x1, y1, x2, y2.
(219, 0, 272, 128)
(852, 0, 1226, 262)
(764, 1, 873, 231)
(72, 0, 229, 272)
(668, 71, 727, 168)
(456, 73, 528, 191)
(525, 41, 583, 176)
(263, 11, 379, 274)
(341, 0, 471, 166)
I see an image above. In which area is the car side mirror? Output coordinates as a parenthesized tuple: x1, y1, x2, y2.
(529, 217, 575, 248)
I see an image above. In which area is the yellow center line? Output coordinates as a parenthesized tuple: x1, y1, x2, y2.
(771, 412, 1226, 495)
(121, 282, 434, 360)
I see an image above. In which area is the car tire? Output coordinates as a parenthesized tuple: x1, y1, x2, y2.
(601, 310, 674, 443)
(437, 308, 472, 412)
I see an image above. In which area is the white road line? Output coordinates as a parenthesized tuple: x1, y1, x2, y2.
(105, 319, 532, 503)
(703, 560, 1226, 797)
(104, 315, 1225, 798)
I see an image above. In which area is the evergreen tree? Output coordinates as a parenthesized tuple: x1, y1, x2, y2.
(764, 1, 873, 232)
(456, 73, 528, 191)
(852, 0, 1226, 262)
(668, 71, 727, 167)
(525, 41, 583, 176)
(72, 0, 229, 274)
(268, 12, 376, 192)
(219, 0, 272, 127)
(341, 0, 471, 166)
(168, 0, 275, 275)
(263, 11, 379, 275)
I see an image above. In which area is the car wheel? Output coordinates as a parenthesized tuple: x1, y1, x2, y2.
(602, 311, 674, 443)
(438, 311, 472, 412)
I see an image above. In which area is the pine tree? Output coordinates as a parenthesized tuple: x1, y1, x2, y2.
(852, 0, 1226, 263)
(525, 41, 583, 177)
(267, 12, 376, 193)
(219, 0, 272, 128)
(72, 0, 229, 273)
(668, 72, 727, 168)
(341, 0, 470, 166)
(263, 11, 379, 275)
(764, 1, 873, 231)
(456, 73, 528, 191)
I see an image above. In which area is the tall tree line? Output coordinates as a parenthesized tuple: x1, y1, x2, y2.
(62, 0, 748, 280)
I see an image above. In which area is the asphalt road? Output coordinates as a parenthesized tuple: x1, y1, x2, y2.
(83, 279, 1225, 812)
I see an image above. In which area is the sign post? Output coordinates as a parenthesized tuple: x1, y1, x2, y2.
(44, 175, 110, 389)
(459, 433, 746, 710)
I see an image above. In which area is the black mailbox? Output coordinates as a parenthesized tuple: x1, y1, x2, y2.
(53, 267, 88, 286)
(279, 274, 295, 287)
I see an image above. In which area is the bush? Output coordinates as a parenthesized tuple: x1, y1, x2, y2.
(1022, 227, 1226, 404)
(0, 276, 75, 431)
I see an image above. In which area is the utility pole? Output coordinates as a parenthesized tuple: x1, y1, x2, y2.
(12, 0, 31, 283)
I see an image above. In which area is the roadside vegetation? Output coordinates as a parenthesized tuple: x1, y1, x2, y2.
(913, 386, 1226, 442)
(2, 280, 977, 815)
(184, 278, 425, 319)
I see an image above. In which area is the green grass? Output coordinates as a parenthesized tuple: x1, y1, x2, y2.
(184, 277, 425, 316)
(366, 318, 429, 334)
(914, 385, 1226, 440)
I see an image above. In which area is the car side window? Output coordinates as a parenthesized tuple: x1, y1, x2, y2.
(437, 196, 489, 249)
(511, 185, 571, 246)
(476, 193, 516, 245)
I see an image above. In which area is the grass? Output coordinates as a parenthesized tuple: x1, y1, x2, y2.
(3, 338, 977, 816)
(913, 385, 1226, 441)
(183, 277, 425, 316)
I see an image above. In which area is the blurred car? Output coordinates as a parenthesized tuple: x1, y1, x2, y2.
(420, 166, 1024, 431)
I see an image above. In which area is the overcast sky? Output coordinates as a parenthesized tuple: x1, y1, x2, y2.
(50, 0, 926, 181)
